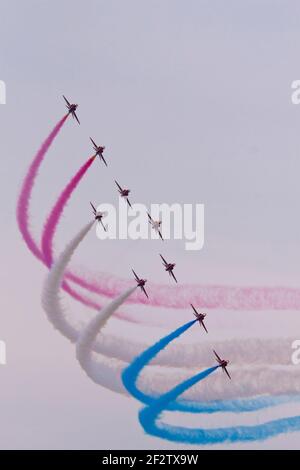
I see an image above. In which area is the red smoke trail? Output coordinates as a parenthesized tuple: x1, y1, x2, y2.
(42, 155, 96, 266)
(17, 114, 68, 260)
(39, 154, 143, 321)
(36, 143, 300, 311)
(16, 115, 107, 312)
(39, 154, 115, 312)
(39, 150, 300, 310)
(17, 115, 300, 315)
(45, 258, 300, 311)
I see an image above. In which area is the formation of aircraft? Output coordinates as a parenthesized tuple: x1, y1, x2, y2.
(63, 96, 80, 124)
(90, 137, 107, 166)
(115, 180, 132, 208)
(65, 97, 231, 381)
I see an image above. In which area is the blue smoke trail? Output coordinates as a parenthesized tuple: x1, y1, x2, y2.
(122, 320, 197, 406)
(122, 320, 300, 444)
(122, 320, 300, 414)
(139, 374, 300, 445)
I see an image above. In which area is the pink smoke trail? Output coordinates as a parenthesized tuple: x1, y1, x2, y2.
(16, 115, 108, 312)
(17, 114, 300, 315)
(39, 154, 141, 321)
(17, 114, 68, 260)
(42, 155, 96, 266)
(37, 151, 300, 311)
(55, 266, 300, 311)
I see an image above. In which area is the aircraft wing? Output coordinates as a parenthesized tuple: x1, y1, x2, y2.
(73, 111, 80, 125)
(147, 212, 153, 223)
(141, 286, 149, 298)
(132, 269, 139, 281)
(190, 304, 198, 315)
(158, 230, 164, 240)
(99, 219, 107, 231)
(115, 180, 123, 191)
(201, 320, 208, 333)
(90, 201, 97, 213)
(224, 367, 231, 380)
(170, 270, 178, 283)
(101, 155, 108, 167)
(160, 254, 168, 265)
(126, 198, 132, 208)
(213, 350, 222, 362)
(90, 137, 97, 148)
(63, 95, 71, 106)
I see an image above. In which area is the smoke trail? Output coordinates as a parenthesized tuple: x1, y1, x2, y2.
(122, 320, 197, 403)
(76, 286, 137, 384)
(40, 213, 300, 412)
(121, 319, 300, 409)
(94, 334, 298, 367)
(16, 113, 300, 316)
(74, 297, 300, 408)
(16, 114, 300, 314)
(16, 119, 136, 316)
(41, 218, 300, 402)
(120, 321, 300, 444)
(41, 224, 300, 404)
(42, 220, 138, 346)
(39, 154, 111, 311)
(17, 114, 68, 260)
(42, 221, 96, 339)
(41, 155, 96, 267)
(139, 370, 300, 445)
(66, 271, 300, 310)
(15, 115, 103, 311)
(16, 117, 114, 313)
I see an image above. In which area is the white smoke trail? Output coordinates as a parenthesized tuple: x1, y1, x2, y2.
(76, 286, 136, 384)
(41, 221, 300, 401)
(73, 347, 300, 401)
(41, 219, 296, 367)
(95, 334, 297, 367)
(42, 221, 95, 340)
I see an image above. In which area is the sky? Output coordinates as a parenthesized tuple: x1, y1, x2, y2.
(1, 0, 300, 449)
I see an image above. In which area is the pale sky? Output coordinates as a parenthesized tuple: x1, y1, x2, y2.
(1, 0, 300, 449)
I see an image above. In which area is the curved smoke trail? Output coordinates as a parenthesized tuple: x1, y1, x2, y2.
(17, 114, 68, 260)
(39, 154, 107, 311)
(76, 286, 137, 384)
(19, 111, 300, 446)
(42, 221, 96, 339)
(139, 370, 300, 445)
(120, 322, 300, 444)
(42, 220, 141, 351)
(17, 114, 300, 315)
(41, 155, 96, 267)
(122, 321, 300, 410)
(15, 119, 146, 318)
(15, 115, 104, 310)
(39, 154, 134, 317)
(41, 221, 300, 402)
